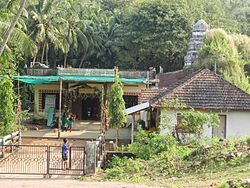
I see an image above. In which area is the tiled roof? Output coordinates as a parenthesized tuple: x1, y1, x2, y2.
(157, 70, 196, 89)
(138, 88, 167, 104)
(141, 69, 250, 110)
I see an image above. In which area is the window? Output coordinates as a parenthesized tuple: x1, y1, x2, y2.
(123, 95, 138, 108)
(41, 93, 60, 110)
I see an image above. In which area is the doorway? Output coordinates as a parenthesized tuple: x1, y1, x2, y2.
(212, 115, 226, 138)
(82, 97, 100, 120)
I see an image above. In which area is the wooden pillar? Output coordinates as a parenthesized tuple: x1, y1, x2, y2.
(66, 83, 72, 111)
(101, 83, 108, 132)
(58, 78, 63, 138)
(101, 85, 104, 132)
(103, 83, 108, 131)
(17, 72, 21, 127)
(131, 114, 135, 143)
(156, 108, 160, 128)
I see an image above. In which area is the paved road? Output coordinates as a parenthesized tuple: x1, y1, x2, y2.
(0, 179, 164, 188)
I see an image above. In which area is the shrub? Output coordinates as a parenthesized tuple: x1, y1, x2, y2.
(105, 129, 250, 182)
(105, 156, 146, 181)
(126, 128, 179, 160)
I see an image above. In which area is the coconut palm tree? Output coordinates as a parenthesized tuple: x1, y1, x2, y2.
(59, 1, 89, 67)
(0, 0, 37, 60)
(27, 0, 67, 65)
(0, 0, 27, 57)
(76, 1, 110, 68)
(59, 0, 111, 68)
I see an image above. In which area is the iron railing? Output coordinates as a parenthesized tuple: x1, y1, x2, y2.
(0, 145, 85, 176)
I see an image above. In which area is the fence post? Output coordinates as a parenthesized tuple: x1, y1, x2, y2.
(69, 146, 72, 170)
(95, 141, 99, 167)
(46, 145, 50, 178)
(1, 137, 4, 158)
(85, 141, 96, 175)
(18, 131, 22, 145)
(2, 137, 5, 158)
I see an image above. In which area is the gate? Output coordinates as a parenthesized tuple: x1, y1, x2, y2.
(0, 145, 85, 176)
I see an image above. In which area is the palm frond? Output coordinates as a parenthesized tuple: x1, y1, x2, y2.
(0, 21, 37, 56)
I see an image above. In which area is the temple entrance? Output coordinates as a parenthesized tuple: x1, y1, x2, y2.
(82, 97, 100, 120)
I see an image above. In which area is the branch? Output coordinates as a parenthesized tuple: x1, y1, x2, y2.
(0, 0, 27, 57)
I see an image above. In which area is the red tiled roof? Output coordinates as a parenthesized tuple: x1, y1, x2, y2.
(141, 69, 250, 110)
(157, 70, 196, 89)
(138, 88, 167, 104)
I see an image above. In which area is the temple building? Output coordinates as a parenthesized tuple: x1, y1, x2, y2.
(184, 19, 210, 67)
(16, 67, 156, 131)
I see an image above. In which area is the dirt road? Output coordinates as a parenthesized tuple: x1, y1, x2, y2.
(0, 139, 164, 187)
(0, 179, 164, 188)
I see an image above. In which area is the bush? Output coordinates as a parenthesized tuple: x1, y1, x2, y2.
(105, 129, 250, 181)
(183, 137, 250, 171)
(125, 128, 180, 160)
(218, 179, 250, 188)
(105, 156, 147, 181)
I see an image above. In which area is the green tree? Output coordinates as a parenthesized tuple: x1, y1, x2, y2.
(108, 73, 127, 145)
(0, 0, 27, 57)
(180, 109, 219, 136)
(187, 0, 240, 33)
(0, 76, 17, 136)
(114, 0, 191, 71)
(76, 0, 113, 68)
(59, 1, 86, 67)
(194, 29, 250, 93)
(0, 0, 37, 64)
(222, 0, 250, 35)
(27, 0, 66, 64)
(160, 98, 219, 142)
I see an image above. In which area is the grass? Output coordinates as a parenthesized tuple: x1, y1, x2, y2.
(89, 161, 250, 187)
(155, 162, 250, 187)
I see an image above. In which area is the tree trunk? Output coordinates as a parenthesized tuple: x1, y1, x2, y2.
(0, 0, 27, 57)
(63, 53, 67, 68)
(45, 42, 49, 65)
(79, 54, 86, 68)
(32, 53, 37, 62)
(41, 42, 46, 64)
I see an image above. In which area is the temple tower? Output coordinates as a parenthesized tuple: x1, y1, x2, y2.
(184, 19, 210, 67)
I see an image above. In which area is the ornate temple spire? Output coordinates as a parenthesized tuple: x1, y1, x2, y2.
(184, 19, 210, 67)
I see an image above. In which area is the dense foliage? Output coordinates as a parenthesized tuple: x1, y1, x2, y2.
(0, 76, 17, 136)
(108, 75, 127, 128)
(1, 0, 250, 72)
(180, 109, 219, 135)
(160, 98, 219, 138)
(105, 129, 250, 184)
(195, 29, 250, 93)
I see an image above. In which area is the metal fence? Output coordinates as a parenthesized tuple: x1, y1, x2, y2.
(0, 145, 85, 176)
(0, 131, 21, 158)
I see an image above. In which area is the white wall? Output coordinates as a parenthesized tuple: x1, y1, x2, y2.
(226, 111, 250, 137)
(160, 110, 250, 138)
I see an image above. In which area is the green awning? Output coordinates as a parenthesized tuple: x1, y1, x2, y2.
(13, 75, 147, 84)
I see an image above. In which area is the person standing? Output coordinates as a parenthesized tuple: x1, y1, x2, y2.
(62, 138, 69, 170)
(62, 112, 68, 132)
(67, 114, 74, 132)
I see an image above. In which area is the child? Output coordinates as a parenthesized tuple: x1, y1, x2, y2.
(62, 112, 68, 132)
(62, 138, 69, 170)
(67, 114, 74, 132)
